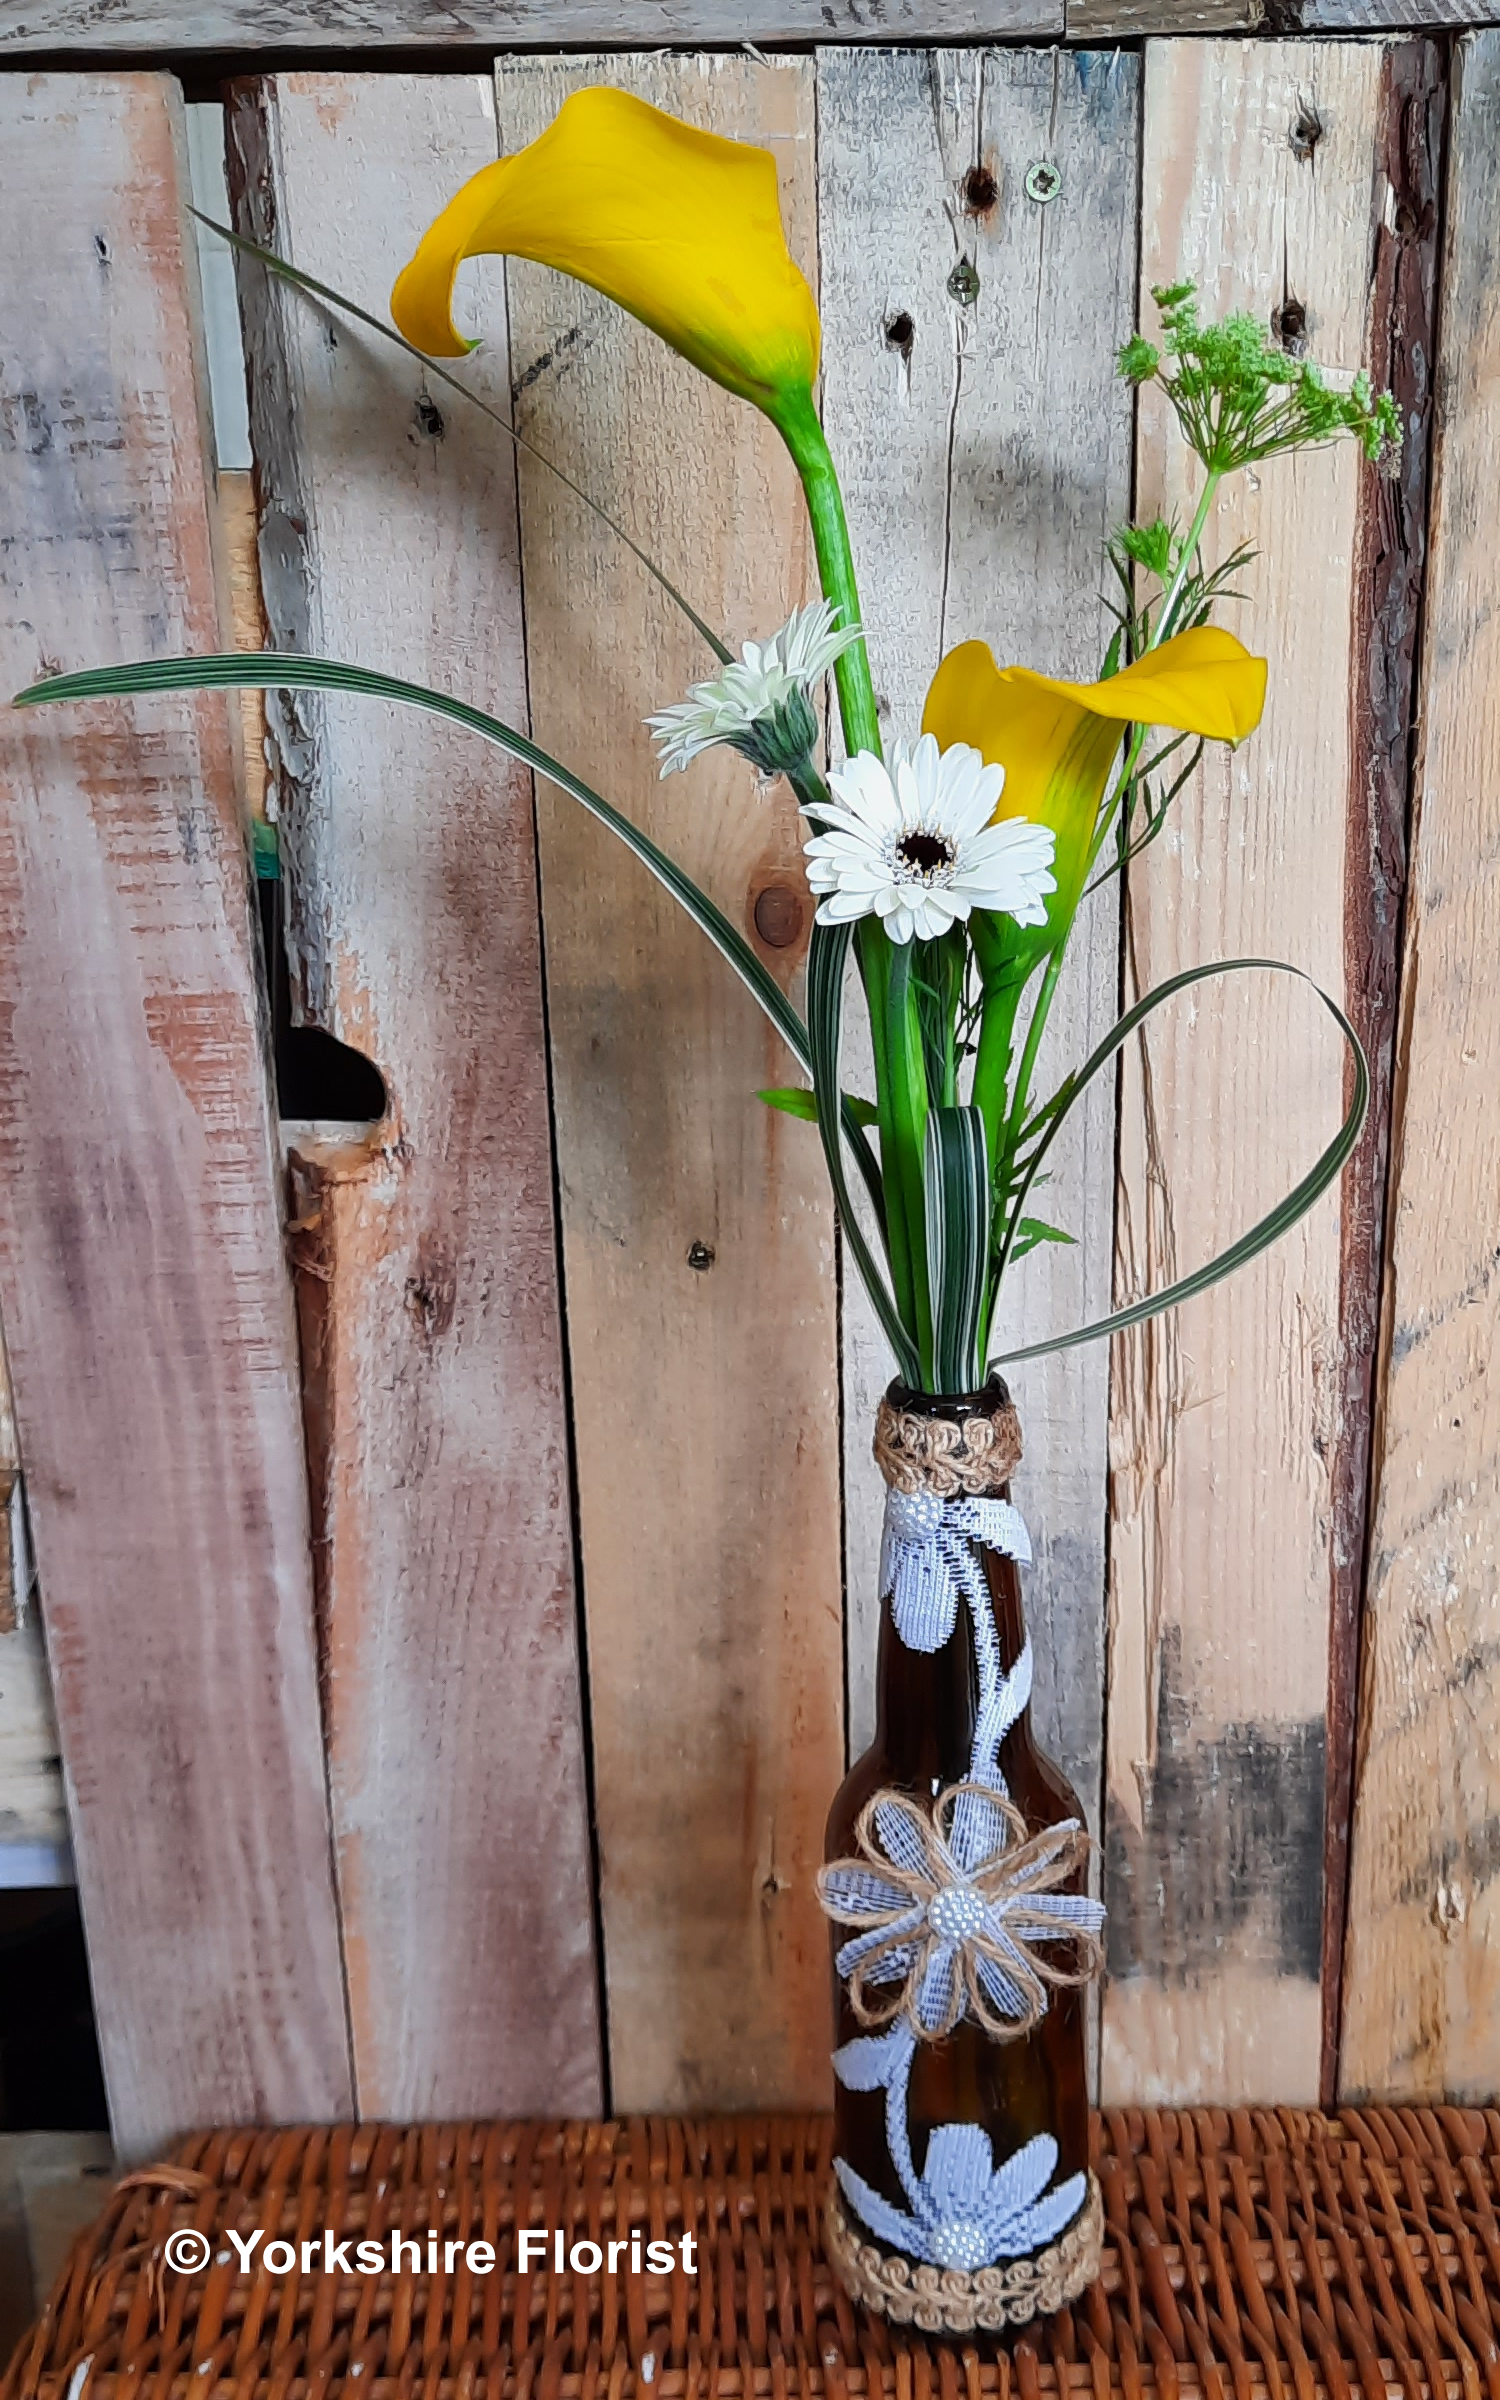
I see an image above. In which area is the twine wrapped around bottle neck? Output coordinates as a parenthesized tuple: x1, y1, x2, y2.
(873, 1389, 1022, 1498)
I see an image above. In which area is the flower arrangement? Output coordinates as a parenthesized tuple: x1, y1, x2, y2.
(16, 85, 1386, 1396)
(14, 80, 1398, 2321)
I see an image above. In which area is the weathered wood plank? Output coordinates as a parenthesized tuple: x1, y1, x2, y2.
(501, 52, 843, 2115)
(0, 0, 1064, 54)
(814, 43, 1139, 1899)
(227, 71, 603, 2117)
(1319, 36, 1443, 2107)
(1103, 37, 1394, 2107)
(1303, 0, 1500, 29)
(1339, 29, 1500, 2104)
(1067, 0, 1259, 37)
(0, 71, 351, 2152)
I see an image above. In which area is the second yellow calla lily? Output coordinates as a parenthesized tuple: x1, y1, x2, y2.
(391, 85, 821, 431)
(922, 624, 1268, 955)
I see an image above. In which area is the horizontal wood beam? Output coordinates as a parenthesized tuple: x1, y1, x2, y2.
(0, 1, 1067, 54)
(7, 2, 1500, 49)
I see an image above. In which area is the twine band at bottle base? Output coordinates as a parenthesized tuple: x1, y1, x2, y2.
(824, 2172, 1103, 2334)
(873, 1393, 1022, 1498)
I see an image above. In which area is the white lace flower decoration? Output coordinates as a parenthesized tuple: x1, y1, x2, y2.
(819, 1782, 1105, 2041)
(836, 2123, 1089, 2273)
(646, 599, 862, 777)
(802, 734, 1057, 944)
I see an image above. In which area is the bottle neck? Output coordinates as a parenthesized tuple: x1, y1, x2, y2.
(873, 1518, 1030, 1785)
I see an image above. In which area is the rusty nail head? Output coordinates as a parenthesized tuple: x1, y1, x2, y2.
(1025, 160, 1062, 204)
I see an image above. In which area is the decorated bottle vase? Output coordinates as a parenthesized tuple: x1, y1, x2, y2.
(819, 1377, 1104, 2335)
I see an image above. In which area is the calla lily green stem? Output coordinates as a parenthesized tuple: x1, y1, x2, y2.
(779, 385, 935, 1380)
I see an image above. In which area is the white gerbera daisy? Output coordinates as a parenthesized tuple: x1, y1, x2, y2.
(803, 734, 1057, 945)
(646, 599, 862, 778)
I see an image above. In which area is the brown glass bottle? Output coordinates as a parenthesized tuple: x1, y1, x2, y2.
(825, 1379, 1090, 2246)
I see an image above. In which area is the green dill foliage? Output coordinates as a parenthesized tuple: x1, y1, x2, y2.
(1120, 281, 1402, 474)
(1105, 516, 1255, 664)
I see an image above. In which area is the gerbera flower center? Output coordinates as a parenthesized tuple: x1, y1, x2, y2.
(894, 828, 956, 880)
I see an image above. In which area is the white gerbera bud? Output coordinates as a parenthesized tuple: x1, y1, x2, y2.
(802, 734, 1057, 944)
(646, 599, 862, 777)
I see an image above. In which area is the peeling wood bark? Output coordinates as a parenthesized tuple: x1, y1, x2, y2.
(0, 70, 350, 2151)
(1340, 29, 1500, 2104)
(1321, 36, 1445, 2111)
(228, 72, 602, 2116)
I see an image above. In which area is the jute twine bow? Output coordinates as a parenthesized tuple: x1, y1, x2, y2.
(874, 1393, 1022, 1498)
(820, 1782, 1104, 2044)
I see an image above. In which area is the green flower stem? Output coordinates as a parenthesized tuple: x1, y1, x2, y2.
(776, 387, 881, 759)
(778, 383, 935, 1381)
(977, 942, 1067, 1361)
(1002, 948, 1065, 1165)
(1155, 469, 1222, 642)
(972, 972, 1022, 1172)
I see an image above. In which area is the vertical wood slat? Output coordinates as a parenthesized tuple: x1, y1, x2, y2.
(227, 72, 603, 2116)
(1340, 28, 1500, 2103)
(1320, 37, 1445, 2106)
(500, 52, 844, 2114)
(815, 47, 1140, 1856)
(0, 72, 350, 2153)
(1103, 38, 1402, 2107)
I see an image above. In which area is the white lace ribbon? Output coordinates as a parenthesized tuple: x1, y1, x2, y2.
(880, 1484, 1032, 1790)
(881, 1489, 1030, 1651)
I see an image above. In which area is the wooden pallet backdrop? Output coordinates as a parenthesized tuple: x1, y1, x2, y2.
(0, 27, 1496, 2157)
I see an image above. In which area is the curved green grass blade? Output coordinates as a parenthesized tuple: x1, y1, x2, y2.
(924, 1104, 989, 1395)
(15, 647, 806, 1052)
(989, 955, 1368, 1366)
(809, 922, 920, 1386)
(196, 212, 733, 666)
(14, 647, 885, 1215)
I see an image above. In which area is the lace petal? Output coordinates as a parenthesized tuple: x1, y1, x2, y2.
(834, 2159, 929, 2261)
(921, 2122, 995, 2216)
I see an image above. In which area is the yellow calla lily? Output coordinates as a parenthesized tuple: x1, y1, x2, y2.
(391, 85, 820, 429)
(922, 624, 1267, 950)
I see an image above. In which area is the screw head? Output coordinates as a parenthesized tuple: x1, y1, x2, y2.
(1024, 159, 1062, 204)
(946, 257, 981, 307)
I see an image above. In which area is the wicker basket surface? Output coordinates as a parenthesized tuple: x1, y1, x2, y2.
(7, 2107, 1500, 2400)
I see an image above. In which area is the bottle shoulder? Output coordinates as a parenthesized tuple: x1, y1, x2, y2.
(826, 1720, 1087, 1856)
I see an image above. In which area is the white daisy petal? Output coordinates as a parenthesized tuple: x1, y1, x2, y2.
(800, 737, 1057, 943)
(645, 600, 863, 775)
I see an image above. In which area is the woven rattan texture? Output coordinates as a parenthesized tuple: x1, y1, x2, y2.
(9, 2108, 1500, 2400)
